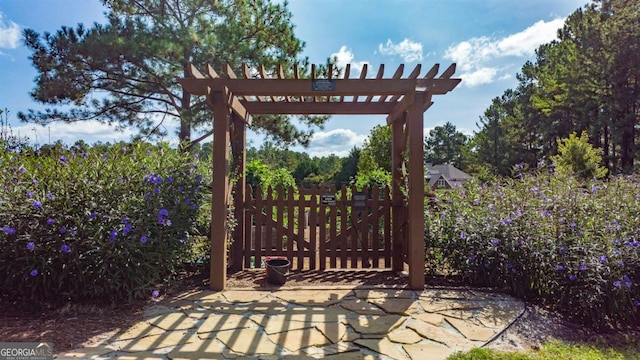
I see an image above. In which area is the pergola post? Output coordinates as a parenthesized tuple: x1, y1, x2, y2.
(406, 91, 430, 290)
(391, 115, 405, 271)
(210, 87, 231, 291)
(230, 113, 247, 272)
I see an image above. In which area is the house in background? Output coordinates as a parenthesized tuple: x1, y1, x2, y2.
(426, 164, 471, 189)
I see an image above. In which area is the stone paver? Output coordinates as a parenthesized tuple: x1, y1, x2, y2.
(275, 290, 353, 305)
(60, 286, 524, 359)
(403, 342, 455, 360)
(354, 289, 414, 299)
(267, 327, 332, 352)
(370, 298, 420, 315)
(314, 321, 349, 343)
(355, 338, 409, 360)
(412, 312, 444, 326)
(121, 331, 198, 352)
(114, 321, 165, 341)
(197, 313, 253, 336)
(339, 299, 387, 315)
(445, 317, 497, 341)
(387, 328, 423, 344)
(347, 315, 406, 335)
(216, 328, 278, 354)
(145, 312, 196, 331)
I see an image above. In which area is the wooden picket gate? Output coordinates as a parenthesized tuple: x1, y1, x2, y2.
(241, 185, 397, 270)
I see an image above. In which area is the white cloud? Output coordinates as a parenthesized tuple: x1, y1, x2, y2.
(330, 46, 369, 76)
(0, 13, 21, 49)
(12, 121, 135, 145)
(378, 38, 423, 63)
(498, 19, 565, 56)
(444, 18, 564, 87)
(305, 128, 367, 157)
(463, 67, 500, 87)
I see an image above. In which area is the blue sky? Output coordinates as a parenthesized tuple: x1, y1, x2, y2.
(0, 0, 586, 156)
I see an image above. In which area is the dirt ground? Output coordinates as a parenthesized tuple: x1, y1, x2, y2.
(0, 270, 636, 355)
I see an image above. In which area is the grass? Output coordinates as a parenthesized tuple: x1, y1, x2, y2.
(446, 340, 640, 360)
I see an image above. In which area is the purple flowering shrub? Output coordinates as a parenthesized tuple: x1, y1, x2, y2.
(0, 142, 207, 301)
(426, 166, 640, 326)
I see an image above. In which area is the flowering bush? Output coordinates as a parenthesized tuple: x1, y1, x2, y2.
(426, 166, 640, 326)
(0, 142, 207, 301)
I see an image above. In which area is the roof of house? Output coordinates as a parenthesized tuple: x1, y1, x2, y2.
(426, 164, 471, 188)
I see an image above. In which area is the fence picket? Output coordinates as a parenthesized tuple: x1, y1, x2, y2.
(243, 184, 396, 271)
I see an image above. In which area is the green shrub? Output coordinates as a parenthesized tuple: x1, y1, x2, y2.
(0, 142, 207, 302)
(427, 166, 640, 326)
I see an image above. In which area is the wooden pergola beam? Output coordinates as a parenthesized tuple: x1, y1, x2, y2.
(240, 101, 397, 115)
(178, 78, 460, 97)
(206, 87, 252, 126)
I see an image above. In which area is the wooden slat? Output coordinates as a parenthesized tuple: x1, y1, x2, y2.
(440, 63, 456, 79)
(384, 186, 392, 267)
(371, 186, 380, 268)
(293, 63, 301, 79)
(223, 64, 237, 79)
(340, 64, 351, 102)
(243, 63, 267, 103)
(340, 186, 349, 268)
(259, 64, 276, 102)
(188, 63, 205, 79)
(286, 186, 295, 262)
(389, 64, 420, 102)
(309, 187, 317, 269)
(325, 64, 334, 102)
(379, 64, 404, 102)
(365, 65, 385, 102)
(329, 187, 337, 268)
(311, 64, 317, 102)
(244, 184, 254, 268)
(349, 185, 358, 268)
(277, 64, 290, 102)
(206, 64, 220, 78)
(319, 188, 328, 270)
(354, 64, 368, 102)
(297, 188, 305, 270)
(242, 63, 252, 79)
(293, 63, 303, 101)
(424, 64, 439, 79)
(264, 186, 274, 256)
(254, 186, 264, 268)
(363, 186, 371, 268)
(276, 186, 284, 253)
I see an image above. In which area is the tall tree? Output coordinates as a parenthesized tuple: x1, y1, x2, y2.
(19, 0, 329, 150)
(424, 121, 468, 168)
(334, 146, 360, 188)
(358, 124, 392, 174)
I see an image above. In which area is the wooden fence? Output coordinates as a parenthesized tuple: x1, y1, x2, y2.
(240, 185, 396, 270)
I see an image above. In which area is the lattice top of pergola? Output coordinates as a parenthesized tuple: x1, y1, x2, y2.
(178, 62, 460, 125)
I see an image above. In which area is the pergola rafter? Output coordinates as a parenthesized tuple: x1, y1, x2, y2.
(178, 62, 460, 291)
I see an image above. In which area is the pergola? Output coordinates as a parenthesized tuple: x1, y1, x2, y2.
(179, 62, 460, 291)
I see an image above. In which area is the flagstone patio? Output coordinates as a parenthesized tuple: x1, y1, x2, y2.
(56, 287, 524, 360)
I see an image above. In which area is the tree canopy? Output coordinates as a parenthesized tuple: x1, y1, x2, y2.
(424, 121, 468, 168)
(19, 0, 329, 148)
(472, 0, 640, 175)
